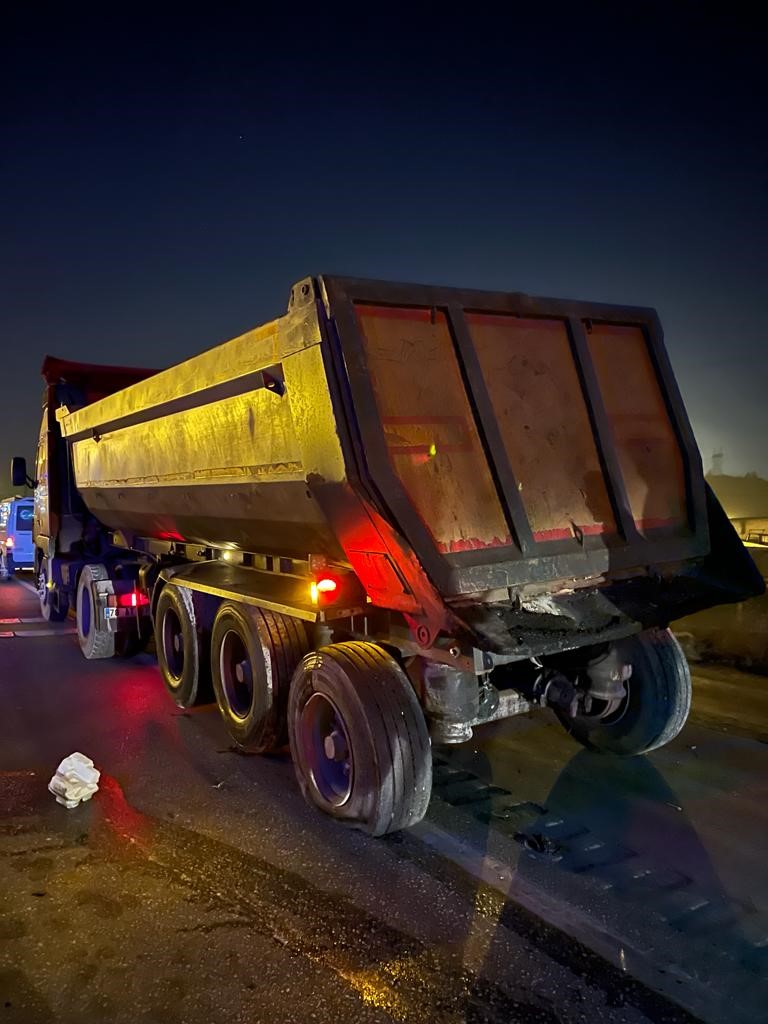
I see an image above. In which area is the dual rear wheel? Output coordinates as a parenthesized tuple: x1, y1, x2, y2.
(153, 584, 432, 834)
(75, 564, 150, 659)
(288, 642, 432, 836)
(153, 583, 691, 836)
(155, 584, 209, 706)
(154, 588, 304, 751)
(211, 602, 308, 753)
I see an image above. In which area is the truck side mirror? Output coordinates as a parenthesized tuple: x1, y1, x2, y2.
(10, 457, 31, 489)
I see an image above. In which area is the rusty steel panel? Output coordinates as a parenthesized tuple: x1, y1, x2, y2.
(587, 324, 688, 535)
(322, 276, 714, 599)
(355, 305, 511, 553)
(467, 314, 617, 542)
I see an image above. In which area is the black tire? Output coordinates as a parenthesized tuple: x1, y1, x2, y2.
(155, 584, 210, 707)
(37, 555, 69, 621)
(211, 603, 309, 753)
(556, 628, 692, 756)
(76, 564, 115, 660)
(288, 641, 432, 836)
(114, 626, 150, 659)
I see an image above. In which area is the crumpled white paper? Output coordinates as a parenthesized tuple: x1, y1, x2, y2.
(48, 752, 101, 809)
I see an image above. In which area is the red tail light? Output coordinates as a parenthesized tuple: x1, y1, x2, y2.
(117, 590, 149, 608)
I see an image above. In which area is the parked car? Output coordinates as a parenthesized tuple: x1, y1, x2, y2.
(0, 496, 35, 576)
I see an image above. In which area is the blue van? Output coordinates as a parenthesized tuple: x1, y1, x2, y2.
(0, 496, 35, 575)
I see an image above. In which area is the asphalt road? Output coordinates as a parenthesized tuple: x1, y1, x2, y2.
(1, 576, 766, 1024)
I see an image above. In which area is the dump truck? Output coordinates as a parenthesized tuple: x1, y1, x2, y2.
(12, 276, 764, 835)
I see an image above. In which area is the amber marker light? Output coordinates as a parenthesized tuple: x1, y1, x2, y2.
(310, 577, 339, 604)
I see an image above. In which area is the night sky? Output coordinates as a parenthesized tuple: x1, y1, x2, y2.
(2, 7, 766, 492)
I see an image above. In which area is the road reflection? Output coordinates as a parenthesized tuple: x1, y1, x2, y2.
(434, 739, 768, 1023)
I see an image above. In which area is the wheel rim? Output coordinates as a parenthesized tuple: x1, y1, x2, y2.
(219, 629, 254, 719)
(578, 677, 631, 726)
(162, 607, 184, 685)
(299, 691, 354, 807)
(38, 566, 47, 605)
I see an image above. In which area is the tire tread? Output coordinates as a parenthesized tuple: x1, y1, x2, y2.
(77, 564, 115, 660)
(288, 641, 432, 836)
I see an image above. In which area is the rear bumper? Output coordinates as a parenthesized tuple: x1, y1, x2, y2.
(5, 555, 34, 570)
(455, 485, 765, 657)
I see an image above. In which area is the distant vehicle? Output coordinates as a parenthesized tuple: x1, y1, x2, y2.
(11, 275, 765, 834)
(0, 496, 35, 577)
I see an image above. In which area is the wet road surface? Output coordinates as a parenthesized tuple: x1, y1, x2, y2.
(1, 576, 765, 1023)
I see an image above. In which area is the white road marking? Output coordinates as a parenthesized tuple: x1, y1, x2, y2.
(11, 628, 77, 637)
